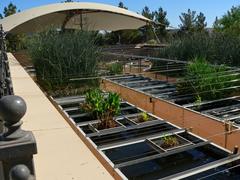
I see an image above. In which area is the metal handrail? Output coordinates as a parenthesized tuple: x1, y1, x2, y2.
(0, 24, 14, 98)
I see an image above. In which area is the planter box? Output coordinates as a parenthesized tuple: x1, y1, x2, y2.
(117, 118, 137, 126)
(150, 134, 192, 151)
(186, 96, 240, 125)
(89, 119, 123, 132)
(51, 95, 240, 180)
(101, 75, 240, 151)
(127, 114, 157, 124)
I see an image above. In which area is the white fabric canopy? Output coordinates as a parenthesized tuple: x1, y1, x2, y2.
(0, 2, 151, 33)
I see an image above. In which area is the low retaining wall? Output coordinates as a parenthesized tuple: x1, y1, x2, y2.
(101, 79, 239, 151)
(49, 97, 122, 180)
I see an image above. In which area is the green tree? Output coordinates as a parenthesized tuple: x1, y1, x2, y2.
(115, 2, 128, 44)
(113, 2, 143, 44)
(154, 7, 170, 42)
(179, 9, 197, 34)
(195, 12, 207, 32)
(118, 1, 128, 10)
(142, 6, 155, 42)
(3, 2, 24, 52)
(28, 30, 100, 91)
(62, 0, 76, 2)
(213, 16, 219, 30)
(214, 6, 240, 35)
(142, 6, 154, 20)
(118, 29, 143, 44)
(3, 2, 17, 17)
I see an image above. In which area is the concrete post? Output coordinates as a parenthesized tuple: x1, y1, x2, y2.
(0, 96, 37, 180)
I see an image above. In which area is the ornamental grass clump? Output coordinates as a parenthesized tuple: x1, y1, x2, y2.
(158, 33, 240, 67)
(107, 62, 123, 75)
(177, 57, 239, 101)
(82, 89, 121, 129)
(27, 29, 101, 91)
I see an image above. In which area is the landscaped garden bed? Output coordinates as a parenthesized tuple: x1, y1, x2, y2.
(184, 96, 240, 125)
(101, 73, 240, 150)
(183, 157, 240, 179)
(105, 74, 177, 100)
(51, 91, 240, 180)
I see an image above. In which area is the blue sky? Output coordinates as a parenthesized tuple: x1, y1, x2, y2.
(0, 0, 239, 27)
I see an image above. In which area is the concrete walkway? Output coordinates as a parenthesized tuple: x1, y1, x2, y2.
(8, 53, 113, 180)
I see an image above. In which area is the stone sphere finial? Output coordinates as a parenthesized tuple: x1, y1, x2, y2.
(9, 164, 31, 180)
(0, 95, 27, 125)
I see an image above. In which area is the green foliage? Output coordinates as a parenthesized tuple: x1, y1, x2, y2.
(103, 29, 143, 45)
(49, 79, 99, 97)
(2, 2, 25, 52)
(103, 32, 119, 45)
(214, 6, 240, 36)
(161, 135, 179, 148)
(118, 1, 128, 10)
(27, 29, 100, 89)
(194, 95, 202, 110)
(142, 6, 155, 41)
(177, 57, 239, 100)
(84, 89, 105, 115)
(159, 33, 240, 67)
(105, 92, 121, 117)
(196, 12, 207, 32)
(146, 39, 158, 45)
(138, 112, 150, 122)
(83, 89, 121, 129)
(116, 2, 144, 44)
(142, 6, 154, 20)
(3, 2, 17, 17)
(108, 62, 123, 74)
(103, 5, 169, 44)
(63, 0, 75, 2)
(154, 7, 169, 42)
(6, 34, 27, 52)
(119, 30, 143, 44)
(179, 9, 207, 34)
(179, 9, 197, 33)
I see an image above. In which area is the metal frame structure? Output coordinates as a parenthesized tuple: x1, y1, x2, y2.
(0, 25, 13, 98)
(51, 94, 240, 180)
(103, 74, 240, 127)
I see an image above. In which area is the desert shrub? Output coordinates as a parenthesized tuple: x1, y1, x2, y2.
(27, 29, 101, 91)
(108, 62, 123, 74)
(161, 135, 179, 149)
(177, 57, 239, 101)
(48, 79, 100, 98)
(6, 33, 27, 52)
(159, 33, 240, 67)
